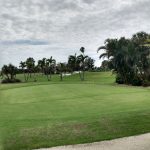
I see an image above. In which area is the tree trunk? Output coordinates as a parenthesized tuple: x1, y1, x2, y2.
(6, 74, 10, 80)
(49, 71, 51, 81)
(33, 71, 37, 82)
(46, 74, 50, 81)
(82, 70, 85, 81)
(60, 73, 63, 81)
(82, 63, 85, 81)
(10, 74, 13, 80)
(23, 70, 27, 82)
(26, 73, 30, 82)
(79, 71, 82, 81)
(24, 73, 26, 82)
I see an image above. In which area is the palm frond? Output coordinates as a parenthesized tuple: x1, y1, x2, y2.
(97, 46, 106, 53)
(99, 53, 108, 59)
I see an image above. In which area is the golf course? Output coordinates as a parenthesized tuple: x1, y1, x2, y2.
(0, 72, 150, 150)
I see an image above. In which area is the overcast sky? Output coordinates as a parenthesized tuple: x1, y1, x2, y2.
(0, 0, 150, 67)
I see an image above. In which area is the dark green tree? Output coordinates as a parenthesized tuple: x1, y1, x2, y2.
(19, 61, 27, 82)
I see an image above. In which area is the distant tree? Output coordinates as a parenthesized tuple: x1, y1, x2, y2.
(84, 57, 95, 71)
(77, 47, 88, 81)
(68, 53, 79, 73)
(37, 60, 43, 74)
(38, 58, 46, 76)
(132, 31, 149, 45)
(57, 63, 66, 81)
(46, 56, 56, 81)
(1, 64, 17, 80)
(26, 57, 36, 82)
(100, 60, 112, 71)
(1, 65, 10, 80)
(19, 61, 27, 82)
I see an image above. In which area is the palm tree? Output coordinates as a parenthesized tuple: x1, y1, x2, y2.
(68, 53, 79, 73)
(84, 57, 95, 71)
(1, 65, 10, 80)
(80, 47, 85, 54)
(26, 57, 36, 81)
(98, 37, 135, 84)
(57, 63, 66, 81)
(97, 38, 118, 60)
(46, 56, 56, 81)
(38, 58, 47, 76)
(38, 60, 43, 74)
(77, 47, 88, 81)
(97, 32, 150, 86)
(19, 61, 27, 82)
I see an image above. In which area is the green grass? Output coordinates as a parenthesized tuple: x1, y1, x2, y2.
(0, 72, 150, 150)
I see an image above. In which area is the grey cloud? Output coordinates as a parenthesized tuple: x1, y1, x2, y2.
(46, 0, 80, 11)
(0, 39, 49, 45)
(0, 0, 150, 67)
(82, 0, 94, 4)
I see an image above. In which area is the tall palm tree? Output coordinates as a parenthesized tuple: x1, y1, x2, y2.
(80, 47, 85, 54)
(98, 37, 135, 84)
(77, 47, 88, 81)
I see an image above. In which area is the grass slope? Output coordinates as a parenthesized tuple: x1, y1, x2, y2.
(0, 72, 150, 150)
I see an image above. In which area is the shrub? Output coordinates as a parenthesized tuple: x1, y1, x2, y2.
(142, 80, 150, 87)
(116, 75, 124, 84)
(131, 77, 142, 86)
(1, 78, 21, 84)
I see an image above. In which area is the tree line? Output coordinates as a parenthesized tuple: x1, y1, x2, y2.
(1, 31, 150, 86)
(98, 31, 150, 86)
(0, 47, 95, 83)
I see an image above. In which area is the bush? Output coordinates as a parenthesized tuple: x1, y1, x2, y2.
(142, 80, 150, 87)
(116, 75, 124, 84)
(131, 77, 142, 86)
(1, 78, 21, 84)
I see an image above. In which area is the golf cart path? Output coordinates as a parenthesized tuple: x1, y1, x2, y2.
(36, 133, 150, 150)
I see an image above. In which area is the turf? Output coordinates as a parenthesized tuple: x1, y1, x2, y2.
(0, 72, 150, 150)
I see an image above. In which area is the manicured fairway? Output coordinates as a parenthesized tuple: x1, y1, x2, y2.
(0, 72, 150, 150)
